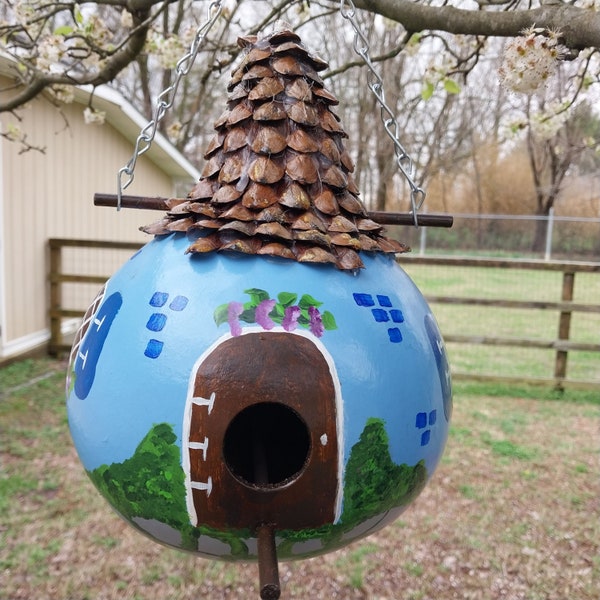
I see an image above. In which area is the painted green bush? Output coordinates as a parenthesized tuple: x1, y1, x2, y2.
(341, 418, 427, 525)
(87, 418, 427, 558)
(88, 423, 190, 532)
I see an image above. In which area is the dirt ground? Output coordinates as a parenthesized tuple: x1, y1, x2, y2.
(0, 361, 598, 599)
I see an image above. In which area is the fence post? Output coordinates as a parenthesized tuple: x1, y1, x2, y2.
(554, 270, 574, 389)
(419, 223, 427, 255)
(48, 240, 62, 356)
(544, 208, 554, 261)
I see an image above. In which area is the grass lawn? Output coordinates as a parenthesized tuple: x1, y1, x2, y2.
(1, 357, 598, 599)
(401, 262, 600, 384)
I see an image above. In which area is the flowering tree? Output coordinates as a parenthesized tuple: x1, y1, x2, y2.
(1, 0, 598, 222)
(1, 0, 599, 114)
(0, 0, 156, 111)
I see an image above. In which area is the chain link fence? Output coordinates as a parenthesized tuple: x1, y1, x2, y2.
(396, 213, 600, 262)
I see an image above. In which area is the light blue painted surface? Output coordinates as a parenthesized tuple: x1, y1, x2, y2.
(66, 232, 452, 556)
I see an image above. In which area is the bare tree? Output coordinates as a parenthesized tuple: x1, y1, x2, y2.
(527, 97, 600, 251)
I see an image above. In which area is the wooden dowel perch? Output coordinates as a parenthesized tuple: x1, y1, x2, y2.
(257, 524, 280, 600)
(94, 193, 453, 228)
(253, 434, 281, 600)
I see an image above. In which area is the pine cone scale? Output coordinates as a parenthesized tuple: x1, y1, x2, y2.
(143, 28, 409, 269)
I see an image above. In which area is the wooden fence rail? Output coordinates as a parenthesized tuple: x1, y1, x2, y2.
(398, 255, 600, 390)
(48, 239, 600, 389)
(48, 238, 142, 356)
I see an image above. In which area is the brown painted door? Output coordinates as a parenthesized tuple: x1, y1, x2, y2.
(187, 331, 339, 532)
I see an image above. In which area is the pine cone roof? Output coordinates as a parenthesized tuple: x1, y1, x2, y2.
(142, 28, 409, 270)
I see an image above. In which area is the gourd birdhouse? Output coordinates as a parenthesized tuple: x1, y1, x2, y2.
(66, 27, 452, 588)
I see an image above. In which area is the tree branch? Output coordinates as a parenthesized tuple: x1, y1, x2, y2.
(0, 5, 153, 112)
(324, 34, 410, 79)
(350, 0, 600, 51)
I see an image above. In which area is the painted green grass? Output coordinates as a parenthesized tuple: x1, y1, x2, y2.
(401, 263, 600, 384)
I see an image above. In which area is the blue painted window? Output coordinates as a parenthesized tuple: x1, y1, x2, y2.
(390, 309, 404, 323)
(421, 430, 431, 446)
(74, 292, 122, 399)
(169, 295, 189, 311)
(371, 309, 389, 322)
(424, 314, 453, 422)
(149, 292, 169, 307)
(146, 313, 167, 332)
(415, 412, 427, 429)
(429, 410, 437, 426)
(388, 328, 402, 343)
(377, 295, 392, 307)
(144, 339, 164, 359)
(353, 293, 375, 307)
(353, 290, 406, 344)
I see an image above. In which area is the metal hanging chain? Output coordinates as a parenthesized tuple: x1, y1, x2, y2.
(117, 0, 223, 209)
(117, 0, 424, 224)
(339, 0, 426, 226)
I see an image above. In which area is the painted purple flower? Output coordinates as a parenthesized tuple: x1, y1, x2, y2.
(256, 299, 276, 330)
(308, 306, 324, 338)
(282, 305, 301, 332)
(227, 301, 244, 337)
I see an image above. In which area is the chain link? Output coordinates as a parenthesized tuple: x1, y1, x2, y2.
(117, 0, 424, 224)
(339, 0, 425, 226)
(117, 0, 224, 209)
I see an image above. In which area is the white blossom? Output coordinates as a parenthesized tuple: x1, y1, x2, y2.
(424, 55, 454, 86)
(36, 35, 67, 72)
(14, 0, 38, 26)
(81, 13, 111, 46)
(181, 25, 198, 48)
(530, 102, 568, 140)
(157, 35, 186, 69)
(499, 28, 563, 94)
(48, 84, 75, 104)
(83, 107, 106, 125)
(120, 9, 133, 29)
(166, 121, 184, 143)
(145, 28, 188, 69)
(13, 0, 45, 38)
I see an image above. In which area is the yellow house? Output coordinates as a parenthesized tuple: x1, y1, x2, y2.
(0, 60, 200, 360)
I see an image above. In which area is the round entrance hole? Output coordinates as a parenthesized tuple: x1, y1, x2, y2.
(223, 402, 311, 488)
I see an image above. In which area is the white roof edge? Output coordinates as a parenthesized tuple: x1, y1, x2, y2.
(75, 83, 201, 182)
(0, 55, 200, 182)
